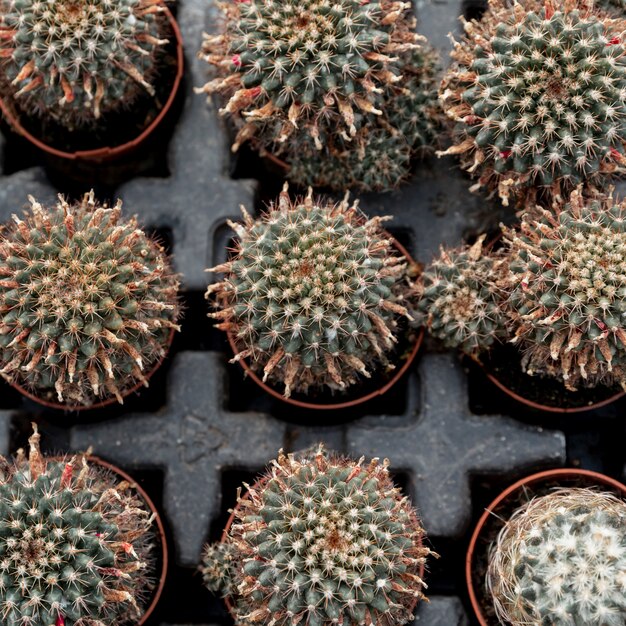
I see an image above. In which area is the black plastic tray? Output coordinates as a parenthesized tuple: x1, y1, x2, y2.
(1, 0, 624, 625)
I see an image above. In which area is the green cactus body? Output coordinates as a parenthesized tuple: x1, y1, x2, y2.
(439, 0, 626, 206)
(417, 237, 507, 354)
(0, 0, 168, 128)
(0, 426, 155, 626)
(284, 47, 442, 193)
(207, 186, 417, 397)
(504, 188, 626, 390)
(197, 0, 422, 154)
(201, 542, 237, 597)
(202, 446, 431, 626)
(287, 129, 412, 193)
(0, 191, 181, 407)
(487, 488, 626, 626)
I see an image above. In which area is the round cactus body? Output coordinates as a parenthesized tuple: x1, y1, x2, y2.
(207, 185, 417, 397)
(0, 0, 169, 128)
(439, 0, 626, 206)
(202, 446, 432, 626)
(0, 191, 181, 407)
(487, 488, 626, 626)
(503, 187, 626, 390)
(417, 236, 508, 354)
(201, 542, 237, 597)
(0, 425, 156, 626)
(196, 0, 444, 194)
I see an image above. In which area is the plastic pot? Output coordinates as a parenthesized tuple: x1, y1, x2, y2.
(0, 7, 183, 163)
(225, 236, 423, 410)
(466, 468, 626, 626)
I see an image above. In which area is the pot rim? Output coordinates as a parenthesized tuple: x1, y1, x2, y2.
(472, 352, 626, 414)
(5, 329, 175, 412)
(224, 235, 423, 410)
(465, 467, 626, 626)
(0, 6, 183, 162)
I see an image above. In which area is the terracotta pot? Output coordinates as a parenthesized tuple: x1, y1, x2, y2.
(5, 329, 175, 412)
(473, 352, 626, 414)
(88, 455, 168, 626)
(0, 7, 183, 162)
(466, 468, 626, 626)
(220, 477, 425, 621)
(224, 235, 423, 410)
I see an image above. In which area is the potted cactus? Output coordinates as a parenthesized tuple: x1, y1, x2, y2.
(467, 468, 626, 626)
(196, 0, 442, 192)
(0, 423, 167, 626)
(201, 445, 433, 626)
(0, 0, 184, 161)
(0, 190, 181, 409)
(438, 0, 626, 207)
(417, 187, 626, 412)
(206, 184, 423, 409)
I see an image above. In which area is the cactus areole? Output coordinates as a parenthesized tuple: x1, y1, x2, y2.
(201, 446, 432, 626)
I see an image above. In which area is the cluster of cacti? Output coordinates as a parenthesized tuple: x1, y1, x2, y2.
(202, 445, 432, 626)
(0, 191, 181, 407)
(0, 0, 169, 128)
(416, 236, 508, 354)
(439, 0, 626, 206)
(197, 0, 442, 192)
(206, 185, 418, 397)
(487, 487, 626, 626)
(503, 187, 626, 391)
(0, 425, 156, 626)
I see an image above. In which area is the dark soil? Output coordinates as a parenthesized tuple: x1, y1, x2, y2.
(479, 343, 624, 412)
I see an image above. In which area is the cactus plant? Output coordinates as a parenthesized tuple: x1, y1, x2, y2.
(416, 236, 508, 354)
(206, 184, 418, 398)
(0, 424, 157, 626)
(0, 0, 169, 129)
(196, 0, 442, 192)
(439, 0, 626, 206)
(0, 191, 181, 407)
(487, 487, 626, 626)
(201, 542, 237, 597)
(202, 445, 432, 626)
(502, 187, 626, 391)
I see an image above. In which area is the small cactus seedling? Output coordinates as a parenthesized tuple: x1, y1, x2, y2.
(487, 487, 626, 626)
(206, 185, 418, 398)
(416, 236, 508, 354)
(0, 0, 169, 129)
(0, 191, 181, 407)
(503, 187, 626, 391)
(439, 0, 626, 206)
(202, 445, 432, 626)
(0, 424, 157, 626)
(196, 0, 442, 192)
